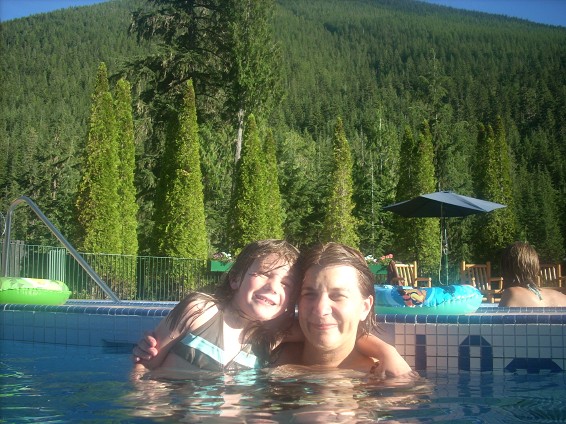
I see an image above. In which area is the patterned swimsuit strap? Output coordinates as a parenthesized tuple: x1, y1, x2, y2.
(526, 282, 543, 301)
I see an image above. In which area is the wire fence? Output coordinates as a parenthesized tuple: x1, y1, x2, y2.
(1, 241, 225, 301)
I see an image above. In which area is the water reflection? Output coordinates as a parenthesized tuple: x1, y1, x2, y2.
(126, 366, 429, 422)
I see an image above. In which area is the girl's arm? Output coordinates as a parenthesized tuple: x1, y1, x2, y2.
(132, 298, 213, 369)
(356, 334, 412, 377)
(132, 316, 184, 370)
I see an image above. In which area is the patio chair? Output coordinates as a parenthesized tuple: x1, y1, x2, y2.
(538, 263, 564, 288)
(460, 261, 503, 303)
(388, 261, 432, 288)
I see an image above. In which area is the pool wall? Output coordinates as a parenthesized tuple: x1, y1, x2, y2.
(1, 300, 565, 373)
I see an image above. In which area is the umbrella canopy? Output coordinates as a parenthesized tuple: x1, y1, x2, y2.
(382, 191, 506, 285)
(382, 191, 506, 218)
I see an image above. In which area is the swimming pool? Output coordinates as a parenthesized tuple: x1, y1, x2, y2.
(1, 300, 565, 422)
(2, 340, 566, 423)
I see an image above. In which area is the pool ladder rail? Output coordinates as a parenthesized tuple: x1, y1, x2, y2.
(1, 196, 121, 303)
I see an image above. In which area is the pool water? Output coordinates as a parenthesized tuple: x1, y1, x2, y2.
(1, 341, 566, 423)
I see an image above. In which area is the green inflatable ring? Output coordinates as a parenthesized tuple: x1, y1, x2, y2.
(0, 277, 71, 305)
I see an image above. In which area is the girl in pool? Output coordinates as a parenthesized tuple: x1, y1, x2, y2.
(133, 239, 411, 377)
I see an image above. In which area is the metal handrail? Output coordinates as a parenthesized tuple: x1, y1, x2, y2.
(1, 196, 121, 303)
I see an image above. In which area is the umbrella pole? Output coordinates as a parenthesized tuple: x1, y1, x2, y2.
(443, 218, 448, 285)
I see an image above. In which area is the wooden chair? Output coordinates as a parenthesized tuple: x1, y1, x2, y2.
(388, 261, 432, 288)
(538, 263, 565, 288)
(460, 261, 503, 303)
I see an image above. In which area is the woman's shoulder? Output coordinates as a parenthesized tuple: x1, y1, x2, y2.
(498, 286, 539, 307)
(539, 288, 566, 307)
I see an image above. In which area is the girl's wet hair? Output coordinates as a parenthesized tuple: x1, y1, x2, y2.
(298, 242, 377, 337)
(166, 240, 300, 337)
(215, 240, 301, 305)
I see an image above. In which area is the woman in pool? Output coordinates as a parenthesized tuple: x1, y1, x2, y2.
(498, 241, 566, 307)
(272, 242, 396, 372)
(133, 240, 412, 377)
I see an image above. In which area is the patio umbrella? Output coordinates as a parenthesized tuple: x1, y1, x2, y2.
(382, 191, 506, 284)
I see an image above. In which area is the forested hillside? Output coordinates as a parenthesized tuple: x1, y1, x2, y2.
(2, 0, 565, 275)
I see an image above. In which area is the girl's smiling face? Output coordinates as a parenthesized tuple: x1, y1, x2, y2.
(230, 254, 296, 322)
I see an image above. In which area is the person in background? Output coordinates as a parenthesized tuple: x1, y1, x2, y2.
(498, 241, 566, 307)
(133, 241, 412, 378)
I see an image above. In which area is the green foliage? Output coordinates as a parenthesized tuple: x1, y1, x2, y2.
(474, 117, 518, 262)
(277, 129, 327, 248)
(114, 78, 139, 256)
(114, 77, 138, 297)
(76, 62, 122, 254)
(2, 0, 566, 262)
(322, 117, 359, 248)
(263, 129, 284, 239)
(152, 80, 208, 259)
(392, 121, 440, 271)
(229, 114, 269, 251)
(229, 0, 281, 161)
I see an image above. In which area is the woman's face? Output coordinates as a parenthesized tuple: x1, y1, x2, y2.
(298, 265, 372, 353)
(231, 254, 296, 321)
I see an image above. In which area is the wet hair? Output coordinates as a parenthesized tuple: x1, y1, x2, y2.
(298, 242, 377, 336)
(500, 241, 540, 289)
(166, 239, 300, 333)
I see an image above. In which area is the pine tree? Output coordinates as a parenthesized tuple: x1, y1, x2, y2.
(474, 117, 517, 262)
(322, 117, 359, 248)
(263, 129, 284, 239)
(153, 79, 208, 259)
(229, 114, 269, 252)
(76, 62, 121, 255)
(413, 121, 440, 272)
(114, 78, 138, 257)
(229, 0, 281, 161)
(392, 122, 439, 272)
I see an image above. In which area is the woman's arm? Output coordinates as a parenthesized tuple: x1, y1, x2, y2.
(356, 334, 412, 377)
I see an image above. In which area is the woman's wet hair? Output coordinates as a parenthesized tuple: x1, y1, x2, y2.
(501, 241, 540, 289)
(298, 242, 377, 336)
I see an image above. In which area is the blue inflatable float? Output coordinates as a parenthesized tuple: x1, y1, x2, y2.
(374, 284, 483, 315)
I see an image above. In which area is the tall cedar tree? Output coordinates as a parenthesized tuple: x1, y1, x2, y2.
(152, 80, 208, 259)
(322, 117, 359, 248)
(393, 122, 440, 272)
(474, 118, 517, 262)
(113, 77, 138, 298)
(114, 78, 139, 256)
(76, 62, 122, 254)
(229, 114, 269, 252)
(264, 129, 284, 239)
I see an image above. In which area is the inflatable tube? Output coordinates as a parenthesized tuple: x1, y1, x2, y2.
(374, 284, 483, 315)
(0, 277, 71, 305)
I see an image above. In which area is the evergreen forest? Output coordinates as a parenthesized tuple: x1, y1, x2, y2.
(1, 0, 565, 282)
